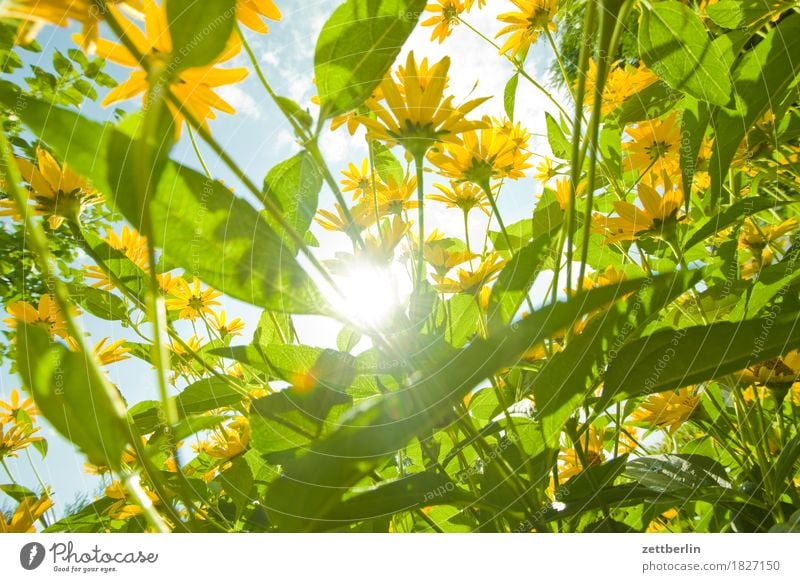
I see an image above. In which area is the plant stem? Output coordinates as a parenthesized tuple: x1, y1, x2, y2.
(1, 458, 16, 483)
(187, 125, 212, 179)
(413, 154, 426, 293)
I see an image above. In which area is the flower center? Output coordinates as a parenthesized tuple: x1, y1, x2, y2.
(645, 140, 672, 161)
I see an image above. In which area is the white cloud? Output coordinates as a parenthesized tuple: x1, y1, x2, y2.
(216, 85, 262, 119)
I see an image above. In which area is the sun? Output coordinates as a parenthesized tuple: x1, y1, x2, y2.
(329, 260, 412, 328)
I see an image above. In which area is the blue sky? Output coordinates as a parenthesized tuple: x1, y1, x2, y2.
(0, 0, 566, 518)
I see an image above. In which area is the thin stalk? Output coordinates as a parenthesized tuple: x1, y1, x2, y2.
(458, 17, 572, 121)
(463, 210, 475, 269)
(413, 154, 426, 293)
(238, 23, 365, 250)
(544, 29, 575, 101)
(187, 125, 212, 179)
(564, 0, 598, 299)
(1, 458, 16, 483)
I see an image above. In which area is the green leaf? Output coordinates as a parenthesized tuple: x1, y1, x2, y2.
(261, 275, 668, 530)
(0, 89, 328, 315)
(253, 310, 293, 347)
(175, 377, 246, 416)
(370, 141, 403, 184)
(706, 0, 774, 29)
(336, 326, 362, 352)
(728, 255, 800, 321)
(444, 294, 479, 348)
(166, 0, 237, 71)
(214, 344, 360, 392)
(261, 151, 322, 253)
(69, 284, 129, 322)
(16, 326, 130, 469)
(0, 483, 37, 503)
(214, 457, 253, 518)
(683, 196, 791, 251)
(558, 455, 628, 500)
(321, 472, 472, 529)
(639, 1, 732, 105)
(709, 12, 800, 201)
(602, 315, 800, 403)
(545, 112, 570, 160)
(314, 0, 426, 119)
(534, 270, 701, 448)
(679, 96, 709, 199)
(250, 386, 352, 455)
(489, 222, 560, 325)
(504, 73, 519, 121)
(275, 96, 313, 131)
(625, 454, 732, 492)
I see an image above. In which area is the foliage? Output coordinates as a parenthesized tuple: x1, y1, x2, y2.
(0, 0, 799, 534)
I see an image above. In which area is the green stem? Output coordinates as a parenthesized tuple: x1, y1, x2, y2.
(414, 154, 426, 293)
(1, 458, 16, 483)
(187, 126, 212, 179)
(554, 0, 597, 304)
(238, 23, 365, 250)
(459, 17, 572, 122)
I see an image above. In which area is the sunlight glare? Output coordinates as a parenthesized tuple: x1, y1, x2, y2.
(330, 260, 411, 328)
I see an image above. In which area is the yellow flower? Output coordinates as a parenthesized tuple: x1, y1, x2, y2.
(4, 294, 71, 340)
(623, 112, 681, 178)
(0, 493, 53, 533)
(738, 351, 800, 387)
(0, 421, 43, 460)
(165, 277, 222, 320)
(424, 243, 476, 275)
(93, 338, 131, 365)
(315, 202, 376, 232)
(156, 271, 185, 295)
(533, 156, 557, 184)
(647, 508, 679, 532)
(739, 218, 797, 252)
(554, 177, 571, 210)
(428, 118, 532, 184)
(585, 59, 658, 117)
(104, 480, 158, 521)
(107, 226, 149, 268)
(581, 265, 624, 290)
(592, 175, 684, 243)
(358, 52, 488, 156)
(376, 172, 418, 215)
(237, 0, 281, 34)
(0, 389, 38, 424)
(421, 0, 464, 43)
(496, 0, 558, 58)
(9, 147, 102, 229)
(632, 387, 700, 435)
(363, 215, 413, 263)
(432, 252, 505, 293)
(228, 363, 245, 379)
(340, 159, 374, 201)
(0, 0, 142, 50)
(210, 310, 245, 337)
(558, 425, 605, 482)
(84, 226, 150, 290)
(208, 417, 250, 459)
(463, 0, 485, 9)
(428, 181, 490, 215)
(92, 0, 248, 130)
